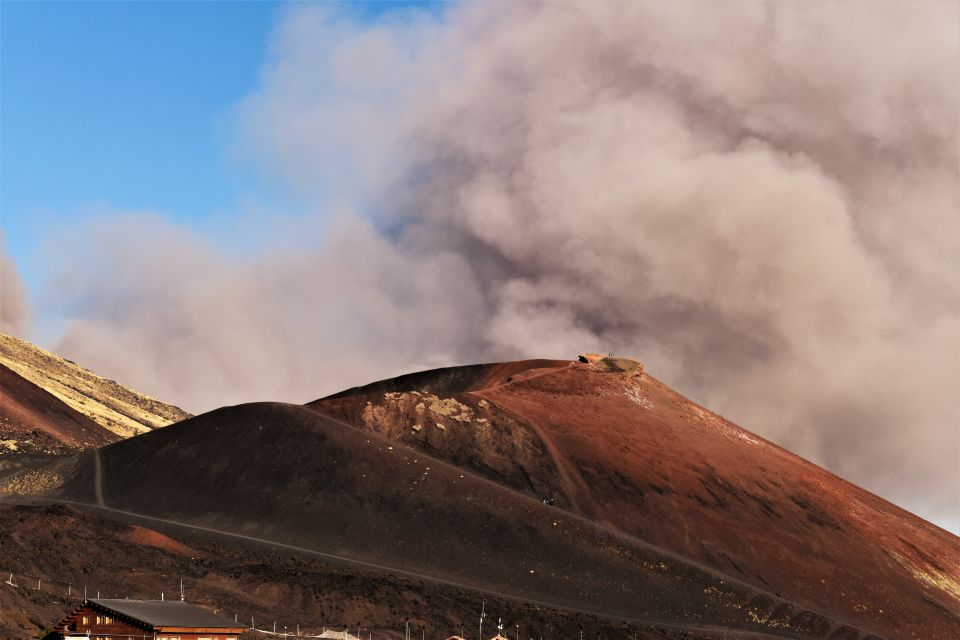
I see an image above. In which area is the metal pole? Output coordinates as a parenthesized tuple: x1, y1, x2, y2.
(479, 602, 485, 640)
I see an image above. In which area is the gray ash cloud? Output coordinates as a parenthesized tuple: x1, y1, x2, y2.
(44, 1, 958, 530)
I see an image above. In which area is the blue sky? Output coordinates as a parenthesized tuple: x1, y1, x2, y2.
(1, 0, 441, 295)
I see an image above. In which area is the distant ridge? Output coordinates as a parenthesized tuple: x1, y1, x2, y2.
(0, 333, 190, 439)
(0, 363, 117, 454)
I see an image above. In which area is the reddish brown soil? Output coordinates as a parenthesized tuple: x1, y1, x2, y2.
(0, 364, 119, 454)
(310, 359, 960, 640)
(52, 403, 830, 637)
(0, 503, 755, 640)
(123, 524, 199, 556)
(8, 358, 956, 640)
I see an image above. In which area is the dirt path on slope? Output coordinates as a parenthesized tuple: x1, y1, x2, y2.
(0, 493, 824, 640)
(93, 447, 105, 507)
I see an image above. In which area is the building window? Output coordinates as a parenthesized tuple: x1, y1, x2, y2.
(81, 616, 90, 625)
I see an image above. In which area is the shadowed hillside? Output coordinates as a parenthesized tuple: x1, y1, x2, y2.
(52, 402, 832, 637)
(0, 503, 664, 640)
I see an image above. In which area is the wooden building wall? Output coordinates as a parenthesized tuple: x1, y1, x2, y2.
(56, 604, 149, 637)
(54, 604, 243, 639)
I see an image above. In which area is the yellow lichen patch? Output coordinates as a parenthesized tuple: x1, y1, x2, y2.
(889, 550, 960, 605)
(0, 333, 191, 438)
(702, 585, 741, 608)
(0, 439, 18, 451)
(578, 354, 643, 374)
(428, 397, 473, 422)
(0, 469, 64, 495)
(641, 560, 669, 573)
(744, 609, 791, 630)
(364, 391, 487, 434)
(911, 564, 960, 603)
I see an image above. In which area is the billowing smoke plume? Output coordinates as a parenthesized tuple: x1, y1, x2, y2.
(51, 1, 959, 530)
(1, 239, 30, 337)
